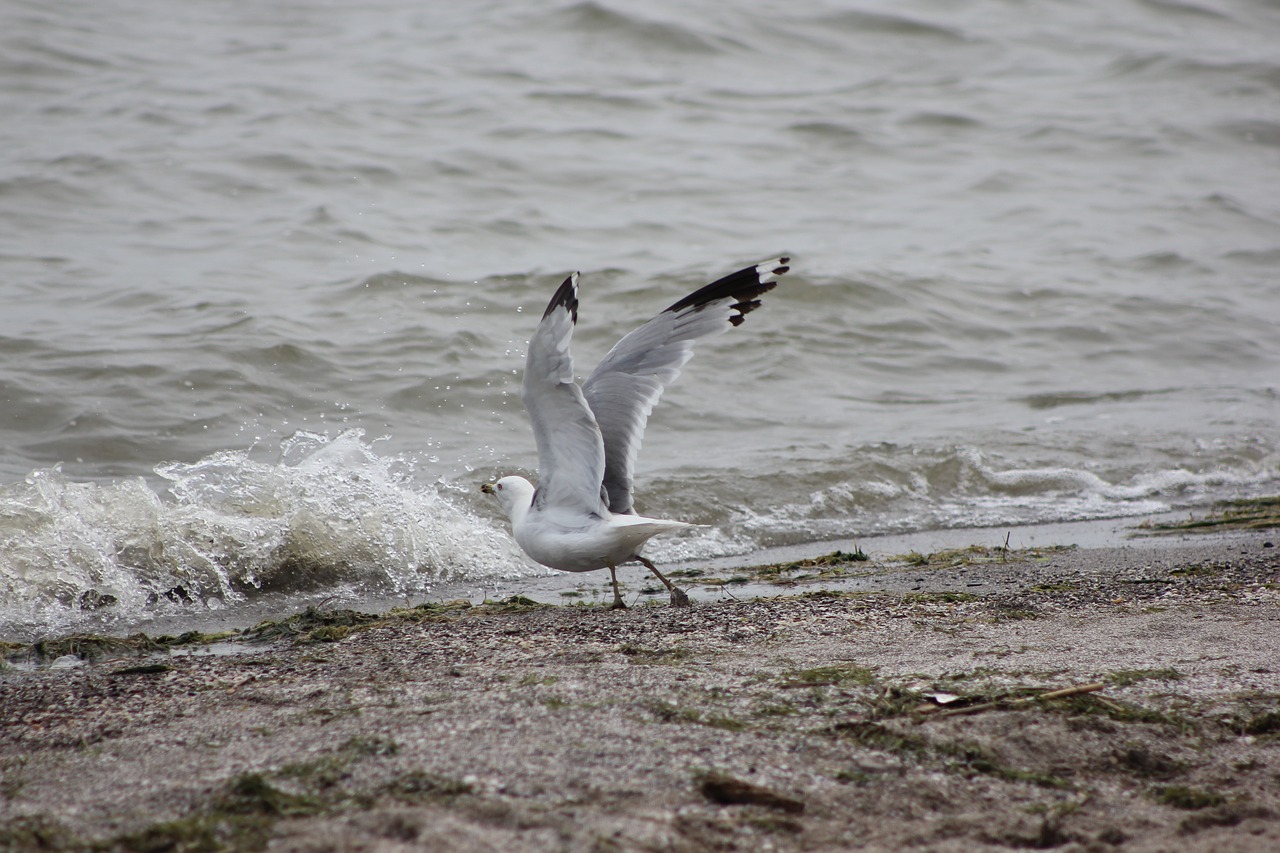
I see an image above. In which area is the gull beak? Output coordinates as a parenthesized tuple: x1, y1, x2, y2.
(481, 483, 495, 495)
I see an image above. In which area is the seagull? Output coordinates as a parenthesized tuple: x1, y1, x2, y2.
(482, 258, 790, 609)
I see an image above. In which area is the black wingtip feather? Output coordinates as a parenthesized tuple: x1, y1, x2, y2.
(663, 257, 791, 319)
(542, 272, 579, 323)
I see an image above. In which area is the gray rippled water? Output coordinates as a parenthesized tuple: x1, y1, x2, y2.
(2, 0, 1278, 637)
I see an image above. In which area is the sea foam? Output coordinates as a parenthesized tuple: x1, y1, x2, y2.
(0, 430, 528, 638)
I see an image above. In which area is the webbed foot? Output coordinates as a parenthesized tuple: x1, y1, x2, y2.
(637, 556, 690, 608)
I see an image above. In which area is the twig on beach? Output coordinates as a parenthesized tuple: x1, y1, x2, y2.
(1036, 683, 1107, 701)
(918, 682, 1107, 720)
(1090, 695, 1127, 714)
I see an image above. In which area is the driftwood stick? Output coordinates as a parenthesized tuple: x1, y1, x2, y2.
(920, 682, 1107, 720)
(1092, 695, 1126, 713)
(1035, 682, 1106, 702)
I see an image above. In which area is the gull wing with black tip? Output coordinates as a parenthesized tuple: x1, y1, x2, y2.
(521, 272, 610, 514)
(581, 258, 790, 515)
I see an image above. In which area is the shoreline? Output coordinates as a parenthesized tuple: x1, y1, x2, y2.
(5, 508, 1270, 645)
(2, 528, 1278, 851)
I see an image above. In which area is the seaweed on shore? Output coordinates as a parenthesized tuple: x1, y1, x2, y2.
(1, 596, 554, 667)
(894, 543, 1076, 569)
(1139, 496, 1280, 533)
(750, 548, 870, 578)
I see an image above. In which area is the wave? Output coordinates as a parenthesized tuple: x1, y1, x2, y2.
(687, 444, 1280, 549)
(807, 9, 969, 43)
(3, 427, 1275, 638)
(0, 430, 529, 640)
(540, 2, 733, 56)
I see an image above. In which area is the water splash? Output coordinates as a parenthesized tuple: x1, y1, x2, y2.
(0, 430, 529, 638)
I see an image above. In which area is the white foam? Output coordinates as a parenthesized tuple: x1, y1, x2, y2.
(643, 525, 757, 563)
(0, 430, 529, 637)
(726, 445, 1280, 548)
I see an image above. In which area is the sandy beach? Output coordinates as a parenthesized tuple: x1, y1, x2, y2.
(5, 2, 1280, 849)
(2, 524, 1278, 852)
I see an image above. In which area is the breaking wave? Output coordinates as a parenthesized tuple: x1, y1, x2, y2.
(0, 430, 528, 639)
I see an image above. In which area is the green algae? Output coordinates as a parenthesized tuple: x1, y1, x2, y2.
(1154, 785, 1227, 810)
(1106, 668, 1184, 687)
(94, 773, 324, 853)
(894, 544, 1076, 569)
(781, 663, 878, 688)
(1140, 496, 1280, 533)
(1, 594, 561, 668)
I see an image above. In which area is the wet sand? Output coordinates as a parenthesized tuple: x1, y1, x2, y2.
(2, 528, 1278, 852)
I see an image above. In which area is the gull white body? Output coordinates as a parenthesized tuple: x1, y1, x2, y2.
(483, 258, 790, 607)
(487, 475, 689, 572)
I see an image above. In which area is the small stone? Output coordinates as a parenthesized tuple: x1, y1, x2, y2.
(698, 771, 805, 814)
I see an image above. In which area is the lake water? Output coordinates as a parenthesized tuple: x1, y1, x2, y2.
(2, 0, 1278, 638)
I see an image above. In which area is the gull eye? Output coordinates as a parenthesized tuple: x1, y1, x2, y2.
(497, 483, 504, 491)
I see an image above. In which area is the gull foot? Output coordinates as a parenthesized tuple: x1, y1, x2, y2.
(669, 587, 690, 607)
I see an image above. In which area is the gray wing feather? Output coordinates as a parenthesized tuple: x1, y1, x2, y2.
(522, 272, 608, 514)
(582, 258, 790, 514)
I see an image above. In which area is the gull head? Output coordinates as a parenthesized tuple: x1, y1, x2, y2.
(481, 475, 536, 519)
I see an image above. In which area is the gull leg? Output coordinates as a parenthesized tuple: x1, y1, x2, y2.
(637, 556, 690, 607)
(608, 564, 627, 610)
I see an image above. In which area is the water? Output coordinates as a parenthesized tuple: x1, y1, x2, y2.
(2, 0, 1278, 639)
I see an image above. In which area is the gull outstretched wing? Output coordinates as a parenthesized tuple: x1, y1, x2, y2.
(582, 258, 790, 515)
(522, 273, 608, 514)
